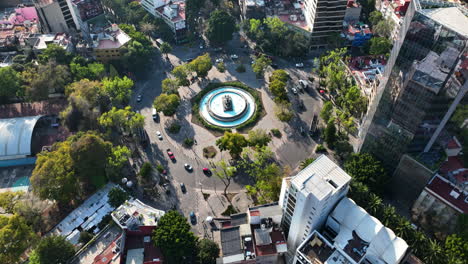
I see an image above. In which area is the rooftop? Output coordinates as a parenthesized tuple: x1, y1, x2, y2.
(0, 115, 43, 160)
(419, 7, 468, 37)
(111, 198, 165, 229)
(290, 155, 351, 200)
(413, 50, 452, 94)
(121, 226, 163, 264)
(156, 1, 186, 22)
(425, 174, 467, 214)
(91, 25, 131, 50)
(266, 0, 310, 32)
(297, 197, 408, 264)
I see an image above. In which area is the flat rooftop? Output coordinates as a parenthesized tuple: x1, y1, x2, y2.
(419, 7, 468, 37)
(425, 174, 467, 214)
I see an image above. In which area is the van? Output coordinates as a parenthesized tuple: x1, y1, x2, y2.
(152, 108, 159, 122)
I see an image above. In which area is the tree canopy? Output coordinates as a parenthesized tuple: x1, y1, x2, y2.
(98, 106, 145, 133)
(152, 211, 198, 263)
(248, 129, 271, 148)
(101, 76, 134, 106)
(206, 10, 236, 44)
(108, 187, 129, 208)
(0, 215, 37, 264)
(29, 235, 75, 264)
(0, 67, 22, 100)
(252, 55, 272, 78)
(188, 53, 212, 78)
(344, 153, 389, 193)
(197, 238, 220, 264)
(369, 37, 392, 55)
(153, 93, 180, 116)
(216, 132, 249, 158)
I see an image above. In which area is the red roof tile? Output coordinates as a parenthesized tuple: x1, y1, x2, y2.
(250, 210, 260, 216)
(426, 175, 468, 214)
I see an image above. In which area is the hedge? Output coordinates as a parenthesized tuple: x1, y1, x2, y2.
(191, 81, 264, 132)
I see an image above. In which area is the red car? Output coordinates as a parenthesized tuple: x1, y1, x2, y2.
(166, 148, 175, 160)
(203, 168, 212, 176)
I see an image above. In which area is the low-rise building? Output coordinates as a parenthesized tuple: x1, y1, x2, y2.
(23, 32, 72, 54)
(240, 0, 266, 20)
(89, 23, 131, 63)
(0, 6, 39, 51)
(343, 22, 372, 47)
(344, 0, 361, 22)
(213, 203, 287, 263)
(378, 0, 411, 40)
(141, 0, 187, 43)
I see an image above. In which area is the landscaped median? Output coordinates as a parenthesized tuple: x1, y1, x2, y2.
(191, 81, 264, 134)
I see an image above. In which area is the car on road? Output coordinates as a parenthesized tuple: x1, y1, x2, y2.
(156, 131, 163, 140)
(271, 63, 279, 69)
(152, 108, 159, 122)
(215, 58, 224, 63)
(185, 58, 194, 62)
(291, 87, 298, 95)
(189, 211, 196, 224)
(295, 62, 304, 68)
(184, 163, 193, 172)
(136, 94, 142, 102)
(230, 54, 239, 59)
(180, 183, 187, 193)
(213, 47, 222, 52)
(299, 80, 309, 89)
(166, 149, 175, 160)
(163, 183, 170, 194)
(199, 44, 204, 49)
(203, 168, 211, 176)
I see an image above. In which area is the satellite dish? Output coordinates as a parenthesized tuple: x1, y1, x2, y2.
(121, 178, 128, 184)
(126, 181, 133, 187)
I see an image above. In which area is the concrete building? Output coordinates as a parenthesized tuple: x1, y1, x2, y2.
(68, 0, 105, 41)
(22, 32, 73, 54)
(279, 155, 351, 258)
(344, 0, 361, 22)
(0, 6, 40, 51)
(293, 198, 409, 264)
(213, 203, 287, 264)
(33, 0, 75, 33)
(357, 4, 468, 170)
(240, 0, 266, 20)
(378, 0, 411, 40)
(90, 24, 131, 63)
(140, 0, 187, 43)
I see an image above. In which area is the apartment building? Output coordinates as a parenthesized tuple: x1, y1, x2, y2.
(279, 155, 351, 259)
(293, 198, 409, 264)
(357, 4, 468, 170)
(69, 0, 105, 41)
(33, 0, 76, 33)
(89, 24, 131, 63)
(140, 0, 187, 43)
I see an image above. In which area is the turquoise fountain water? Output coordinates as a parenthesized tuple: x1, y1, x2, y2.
(199, 87, 256, 128)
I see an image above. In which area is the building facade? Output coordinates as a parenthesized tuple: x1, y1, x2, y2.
(357, 5, 468, 170)
(279, 155, 351, 260)
(90, 24, 131, 63)
(33, 0, 77, 33)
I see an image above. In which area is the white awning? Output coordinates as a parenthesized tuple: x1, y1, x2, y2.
(0, 116, 42, 160)
(355, 215, 383, 242)
(381, 237, 408, 264)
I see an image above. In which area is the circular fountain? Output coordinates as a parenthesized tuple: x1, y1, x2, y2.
(199, 87, 256, 128)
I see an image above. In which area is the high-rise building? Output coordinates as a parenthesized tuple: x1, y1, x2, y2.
(279, 155, 351, 259)
(33, 0, 77, 33)
(69, 0, 105, 41)
(303, 0, 348, 45)
(357, 4, 468, 170)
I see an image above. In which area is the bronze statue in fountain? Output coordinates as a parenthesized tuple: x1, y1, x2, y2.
(223, 94, 233, 111)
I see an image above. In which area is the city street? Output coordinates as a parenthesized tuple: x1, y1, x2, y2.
(129, 36, 324, 235)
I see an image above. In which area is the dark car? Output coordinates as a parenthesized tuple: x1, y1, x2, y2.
(180, 183, 187, 193)
(185, 58, 194, 62)
(189, 211, 196, 224)
(271, 63, 279, 69)
(184, 163, 193, 172)
(202, 168, 212, 176)
(166, 148, 175, 160)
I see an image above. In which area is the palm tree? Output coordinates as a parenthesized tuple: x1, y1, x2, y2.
(407, 230, 428, 256)
(381, 204, 397, 227)
(423, 239, 445, 264)
(367, 193, 382, 216)
(160, 42, 173, 60)
(300, 158, 315, 169)
(394, 216, 412, 239)
(139, 22, 155, 36)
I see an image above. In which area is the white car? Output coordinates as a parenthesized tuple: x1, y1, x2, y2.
(136, 94, 142, 102)
(230, 54, 239, 59)
(156, 131, 163, 140)
(199, 44, 204, 49)
(215, 58, 224, 63)
(295, 63, 304, 68)
(291, 87, 298, 95)
(184, 163, 193, 171)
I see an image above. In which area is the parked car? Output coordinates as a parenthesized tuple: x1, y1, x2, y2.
(189, 211, 196, 224)
(271, 63, 279, 69)
(184, 163, 193, 172)
(295, 62, 304, 68)
(185, 58, 194, 62)
(230, 54, 239, 59)
(156, 131, 163, 140)
(213, 47, 223, 52)
(291, 87, 298, 95)
(152, 108, 159, 122)
(136, 94, 142, 102)
(310, 114, 319, 136)
(215, 58, 224, 63)
(203, 168, 211, 176)
(299, 80, 309, 89)
(166, 149, 175, 160)
(199, 44, 204, 49)
(180, 183, 187, 193)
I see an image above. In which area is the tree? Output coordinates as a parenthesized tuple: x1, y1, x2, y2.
(216, 132, 249, 158)
(274, 102, 294, 122)
(153, 93, 180, 116)
(38, 44, 71, 64)
(108, 187, 129, 208)
(252, 55, 272, 78)
(107, 146, 131, 180)
(28, 236, 75, 264)
(369, 10, 383, 26)
(451, 104, 468, 128)
(188, 53, 212, 78)
(324, 121, 337, 149)
(198, 239, 220, 264)
(0, 191, 23, 214)
(344, 153, 389, 193)
(65, 79, 101, 105)
(139, 21, 155, 35)
(101, 76, 134, 106)
(0, 67, 22, 100)
(248, 129, 271, 147)
(161, 78, 180, 95)
(300, 158, 315, 169)
(31, 141, 79, 206)
(139, 162, 152, 179)
(444, 234, 467, 264)
(99, 106, 144, 133)
(370, 37, 392, 55)
(374, 19, 394, 38)
(152, 211, 198, 263)
(320, 101, 334, 123)
(172, 65, 190, 86)
(269, 79, 287, 102)
(78, 231, 94, 244)
(23, 62, 71, 100)
(270, 69, 289, 82)
(159, 42, 172, 59)
(70, 132, 112, 189)
(213, 160, 237, 198)
(0, 215, 37, 264)
(206, 10, 236, 44)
